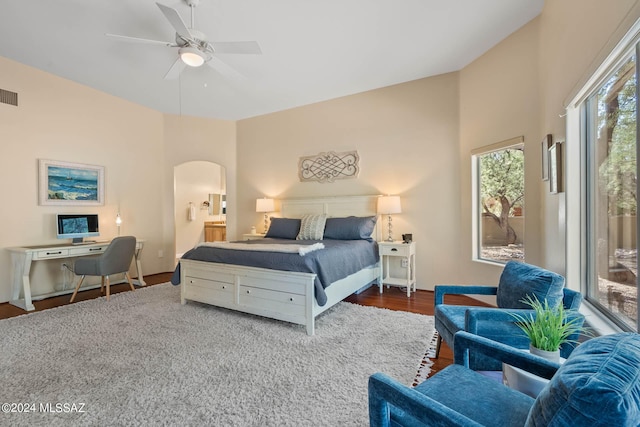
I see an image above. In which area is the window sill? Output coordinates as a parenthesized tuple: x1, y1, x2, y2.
(579, 300, 625, 336)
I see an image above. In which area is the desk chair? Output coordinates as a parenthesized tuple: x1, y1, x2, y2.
(69, 236, 137, 303)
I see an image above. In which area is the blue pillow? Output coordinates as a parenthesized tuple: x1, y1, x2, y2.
(265, 217, 301, 239)
(525, 333, 640, 427)
(496, 261, 565, 309)
(323, 216, 376, 240)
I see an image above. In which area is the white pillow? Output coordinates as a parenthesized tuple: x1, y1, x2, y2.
(296, 214, 327, 240)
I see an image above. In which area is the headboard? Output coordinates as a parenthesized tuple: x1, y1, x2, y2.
(280, 195, 381, 241)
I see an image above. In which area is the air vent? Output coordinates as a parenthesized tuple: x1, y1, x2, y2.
(0, 89, 18, 106)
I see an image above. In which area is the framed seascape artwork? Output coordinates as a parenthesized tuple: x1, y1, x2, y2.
(38, 159, 105, 206)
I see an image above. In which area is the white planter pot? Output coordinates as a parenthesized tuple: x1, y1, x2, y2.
(529, 344, 561, 362)
(503, 347, 564, 398)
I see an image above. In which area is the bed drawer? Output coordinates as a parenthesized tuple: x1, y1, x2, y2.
(239, 285, 306, 316)
(184, 276, 234, 304)
(184, 265, 235, 284)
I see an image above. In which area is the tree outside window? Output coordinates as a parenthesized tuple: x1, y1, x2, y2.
(473, 139, 525, 263)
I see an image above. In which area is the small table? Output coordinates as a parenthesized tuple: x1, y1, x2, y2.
(378, 241, 416, 297)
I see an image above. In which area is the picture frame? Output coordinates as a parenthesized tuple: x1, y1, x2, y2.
(549, 142, 563, 194)
(38, 159, 105, 206)
(541, 134, 552, 181)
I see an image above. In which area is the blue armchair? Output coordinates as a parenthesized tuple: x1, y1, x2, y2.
(369, 331, 640, 427)
(434, 261, 585, 370)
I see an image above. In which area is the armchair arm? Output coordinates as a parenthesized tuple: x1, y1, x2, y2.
(368, 372, 483, 427)
(464, 308, 586, 337)
(453, 331, 560, 380)
(464, 307, 535, 333)
(434, 285, 497, 306)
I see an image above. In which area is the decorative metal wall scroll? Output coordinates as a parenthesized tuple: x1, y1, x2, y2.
(298, 151, 360, 183)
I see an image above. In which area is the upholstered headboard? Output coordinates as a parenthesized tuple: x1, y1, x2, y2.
(280, 195, 381, 241)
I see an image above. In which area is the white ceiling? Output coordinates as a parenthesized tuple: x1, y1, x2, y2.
(0, 0, 543, 120)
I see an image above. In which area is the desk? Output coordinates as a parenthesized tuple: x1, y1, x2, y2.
(8, 240, 145, 311)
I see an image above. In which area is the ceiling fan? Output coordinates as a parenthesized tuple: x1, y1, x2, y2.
(106, 0, 261, 80)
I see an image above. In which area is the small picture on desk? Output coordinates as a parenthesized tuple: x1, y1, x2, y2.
(39, 159, 104, 206)
(402, 234, 412, 243)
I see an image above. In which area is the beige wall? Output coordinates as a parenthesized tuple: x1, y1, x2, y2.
(0, 56, 165, 300)
(458, 18, 541, 286)
(237, 74, 461, 289)
(2, 1, 639, 302)
(538, 0, 640, 274)
(162, 114, 236, 266)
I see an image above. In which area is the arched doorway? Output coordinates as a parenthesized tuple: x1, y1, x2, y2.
(174, 161, 226, 259)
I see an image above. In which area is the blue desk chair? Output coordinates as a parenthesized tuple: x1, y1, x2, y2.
(434, 261, 584, 370)
(369, 331, 640, 427)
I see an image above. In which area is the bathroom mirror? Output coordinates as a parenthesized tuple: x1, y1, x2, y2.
(208, 193, 227, 216)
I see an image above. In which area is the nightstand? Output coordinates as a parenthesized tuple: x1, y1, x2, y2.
(242, 233, 266, 240)
(378, 241, 416, 297)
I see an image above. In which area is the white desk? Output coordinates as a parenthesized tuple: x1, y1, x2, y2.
(8, 240, 145, 311)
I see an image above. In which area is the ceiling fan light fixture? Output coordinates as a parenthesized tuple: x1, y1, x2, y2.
(179, 47, 205, 67)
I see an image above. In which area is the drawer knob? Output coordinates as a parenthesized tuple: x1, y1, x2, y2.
(222, 285, 226, 289)
(289, 297, 294, 302)
(391, 248, 398, 252)
(246, 290, 250, 294)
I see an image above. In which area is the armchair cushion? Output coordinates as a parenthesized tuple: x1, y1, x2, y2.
(526, 332, 640, 427)
(497, 261, 565, 309)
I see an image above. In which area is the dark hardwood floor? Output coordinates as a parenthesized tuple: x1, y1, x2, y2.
(0, 273, 487, 377)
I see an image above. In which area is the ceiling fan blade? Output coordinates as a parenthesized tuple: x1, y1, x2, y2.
(156, 2, 193, 41)
(210, 41, 262, 55)
(206, 57, 246, 81)
(164, 57, 187, 80)
(106, 33, 175, 46)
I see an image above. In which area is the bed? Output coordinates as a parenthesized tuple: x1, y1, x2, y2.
(172, 195, 382, 335)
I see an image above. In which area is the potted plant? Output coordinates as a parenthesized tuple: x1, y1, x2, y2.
(511, 295, 584, 362)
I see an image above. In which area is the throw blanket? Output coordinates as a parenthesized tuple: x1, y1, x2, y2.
(197, 241, 325, 256)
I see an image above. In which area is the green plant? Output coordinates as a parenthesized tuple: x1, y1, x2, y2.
(511, 295, 583, 352)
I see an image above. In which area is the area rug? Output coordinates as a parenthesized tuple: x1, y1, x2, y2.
(1, 283, 434, 426)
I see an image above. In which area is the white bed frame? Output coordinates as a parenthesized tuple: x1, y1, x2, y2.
(180, 195, 381, 335)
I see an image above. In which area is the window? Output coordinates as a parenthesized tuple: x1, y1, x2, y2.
(585, 52, 638, 332)
(567, 22, 639, 333)
(472, 137, 525, 263)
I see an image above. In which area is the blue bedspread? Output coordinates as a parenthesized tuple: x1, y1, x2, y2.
(171, 238, 379, 306)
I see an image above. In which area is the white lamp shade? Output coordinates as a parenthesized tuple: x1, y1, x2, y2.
(377, 196, 402, 214)
(179, 47, 206, 67)
(115, 213, 122, 225)
(256, 198, 275, 213)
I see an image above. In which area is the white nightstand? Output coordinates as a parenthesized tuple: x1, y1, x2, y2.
(378, 241, 416, 297)
(242, 233, 266, 240)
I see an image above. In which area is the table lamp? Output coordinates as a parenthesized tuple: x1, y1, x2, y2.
(256, 198, 275, 234)
(377, 195, 401, 242)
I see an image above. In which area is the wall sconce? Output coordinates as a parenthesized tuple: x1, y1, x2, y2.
(256, 198, 275, 234)
(115, 213, 122, 236)
(377, 195, 402, 242)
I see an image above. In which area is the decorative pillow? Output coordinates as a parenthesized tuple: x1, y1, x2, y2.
(323, 216, 377, 240)
(265, 217, 301, 239)
(296, 214, 327, 240)
(525, 333, 640, 427)
(496, 261, 565, 309)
